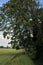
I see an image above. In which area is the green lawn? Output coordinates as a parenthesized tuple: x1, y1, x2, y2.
(0, 48, 43, 65)
(0, 48, 35, 65)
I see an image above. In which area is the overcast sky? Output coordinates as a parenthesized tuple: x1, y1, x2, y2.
(0, 31, 11, 47)
(0, 0, 43, 47)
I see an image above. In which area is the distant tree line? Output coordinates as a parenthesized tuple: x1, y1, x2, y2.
(0, 46, 11, 48)
(0, 46, 4, 48)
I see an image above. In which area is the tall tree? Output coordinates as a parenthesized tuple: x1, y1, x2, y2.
(0, 0, 43, 59)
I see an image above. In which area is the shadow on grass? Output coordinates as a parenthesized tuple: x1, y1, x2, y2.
(4, 52, 25, 65)
(33, 58, 43, 65)
(5, 52, 43, 65)
(4, 50, 43, 65)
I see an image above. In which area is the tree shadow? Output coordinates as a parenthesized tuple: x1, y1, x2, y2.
(33, 53, 43, 65)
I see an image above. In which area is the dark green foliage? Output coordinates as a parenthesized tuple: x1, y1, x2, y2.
(3, 31, 8, 38)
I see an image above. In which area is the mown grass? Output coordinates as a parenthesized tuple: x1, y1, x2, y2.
(4, 55, 35, 65)
(0, 48, 35, 65)
(0, 48, 43, 65)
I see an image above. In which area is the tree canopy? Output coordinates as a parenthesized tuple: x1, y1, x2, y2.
(0, 0, 43, 59)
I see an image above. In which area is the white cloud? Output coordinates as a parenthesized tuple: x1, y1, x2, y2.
(0, 31, 11, 47)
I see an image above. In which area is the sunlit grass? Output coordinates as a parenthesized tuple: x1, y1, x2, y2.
(0, 49, 24, 54)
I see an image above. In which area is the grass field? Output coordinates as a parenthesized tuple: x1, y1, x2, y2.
(0, 48, 35, 65)
(0, 48, 43, 65)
